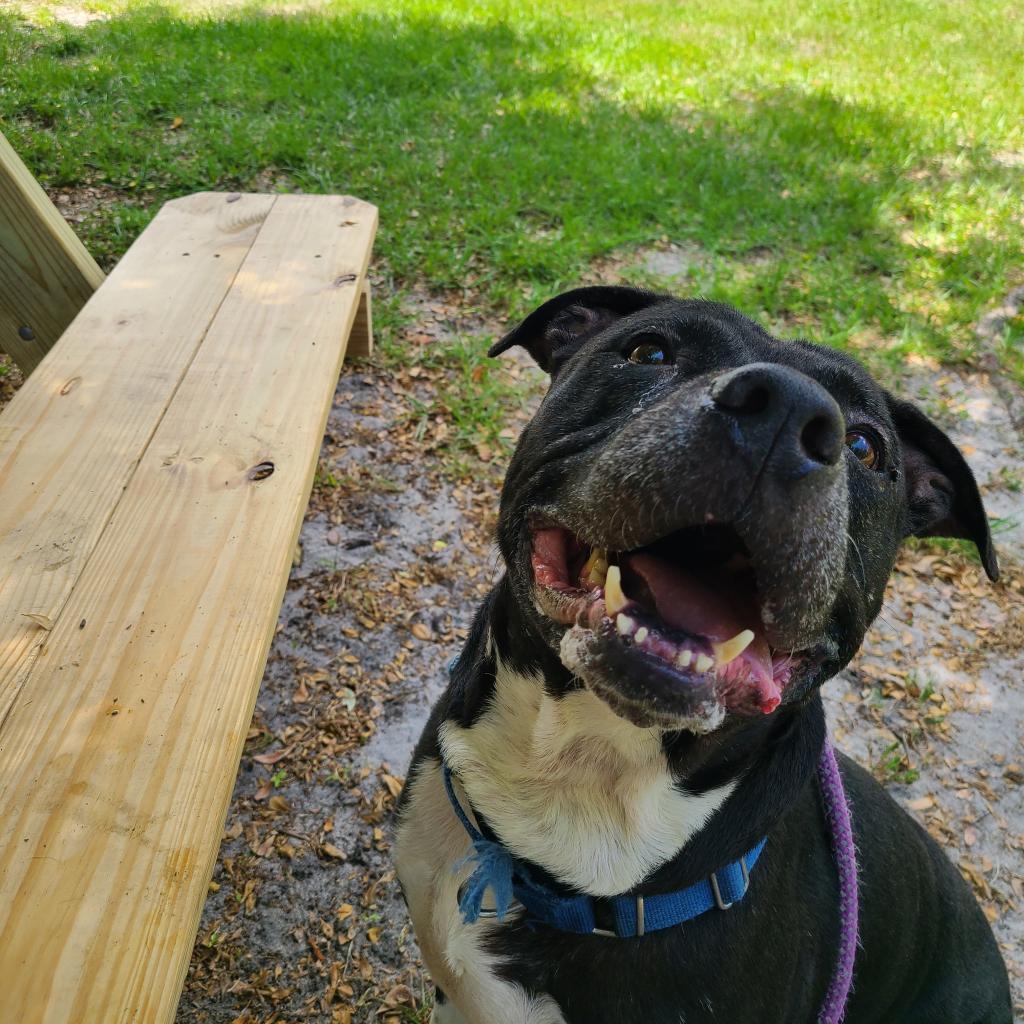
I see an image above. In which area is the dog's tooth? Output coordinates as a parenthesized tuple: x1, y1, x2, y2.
(695, 653, 714, 674)
(677, 649, 693, 669)
(711, 629, 755, 668)
(634, 626, 649, 644)
(583, 548, 609, 586)
(604, 565, 628, 615)
(616, 613, 636, 637)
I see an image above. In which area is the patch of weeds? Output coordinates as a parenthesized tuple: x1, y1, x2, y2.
(372, 293, 418, 367)
(270, 768, 287, 788)
(923, 515, 1021, 562)
(243, 731, 274, 756)
(996, 465, 1022, 493)
(906, 531, 998, 567)
(396, 1003, 434, 1024)
(45, 29, 87, 57)
(314, 465, 342, 489)
(990, 515, 1019, 537)
(365, 471, 403, 493)
(993, 311, 1024, 382)
(434, 335, 531, 463)
(876, 740, 920, 786)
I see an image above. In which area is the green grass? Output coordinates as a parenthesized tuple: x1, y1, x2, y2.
(875, 739, 920, 786)
(2, 0, 1022, 396)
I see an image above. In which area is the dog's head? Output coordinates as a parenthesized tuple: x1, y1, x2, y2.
(490, 286, 997, 732)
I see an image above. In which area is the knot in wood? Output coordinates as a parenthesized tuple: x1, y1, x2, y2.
(248, 461, 275, 482)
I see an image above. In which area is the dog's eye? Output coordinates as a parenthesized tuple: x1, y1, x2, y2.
(627, 342, 669, 365)
(845, 430, 879, 469)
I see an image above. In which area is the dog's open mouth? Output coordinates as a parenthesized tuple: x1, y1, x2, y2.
(531, 523, 799, 721)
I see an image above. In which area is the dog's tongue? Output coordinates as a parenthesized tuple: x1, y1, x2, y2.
(624, 552, 777, 704)
(625, 553, 751, 641)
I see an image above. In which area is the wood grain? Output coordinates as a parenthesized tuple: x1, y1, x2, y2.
(0, 130, 105, 373)
(0, 193, 376, 1022)
(0, 192, 275, 731)
(348, 277, 373, 357)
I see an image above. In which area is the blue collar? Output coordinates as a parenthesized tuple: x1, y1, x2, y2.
(443, 763, 767, 938)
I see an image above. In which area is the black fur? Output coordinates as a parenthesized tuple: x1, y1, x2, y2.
(398, 288, 1010, 1023)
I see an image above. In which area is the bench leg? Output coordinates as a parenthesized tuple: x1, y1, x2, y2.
(0, 130, 105, 375)
(347, 278, 373, 358)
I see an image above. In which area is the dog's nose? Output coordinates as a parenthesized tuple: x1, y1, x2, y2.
(710, 363, 844, 473)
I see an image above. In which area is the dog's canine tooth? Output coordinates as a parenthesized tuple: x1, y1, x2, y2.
(677, 649, 693, 668)
(583, 548, 609, 586)
(695, 653, 714, 674)
(634, 626, 649, 643)
(604, 565, 628, 614)
(616, 613, 636, 636)
(711, 629, 755, 668)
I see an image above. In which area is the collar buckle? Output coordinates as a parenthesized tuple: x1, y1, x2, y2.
(710, 856, 750, 911)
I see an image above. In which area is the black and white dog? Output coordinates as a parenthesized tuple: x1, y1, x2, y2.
(395, 287, 1011, 1024)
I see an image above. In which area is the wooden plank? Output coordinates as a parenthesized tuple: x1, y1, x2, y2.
(0, 192, 276, 731)
(0, 130, 106, 374)
(348, 277, 373, 357)
(0, 193, 377, 1024)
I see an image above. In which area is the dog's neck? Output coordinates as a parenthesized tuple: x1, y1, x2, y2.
(440, 578, 826, 897)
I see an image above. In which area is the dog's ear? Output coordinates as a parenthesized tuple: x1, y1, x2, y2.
(888, 396, 998, 581)
(488, 286, 664, 373)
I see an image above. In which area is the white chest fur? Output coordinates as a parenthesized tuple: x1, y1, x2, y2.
(438, 661, 736, 896)
(395, 760, 567, 1024)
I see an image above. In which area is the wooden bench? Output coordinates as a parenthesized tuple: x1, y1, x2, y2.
(0, 191, 377, 1022)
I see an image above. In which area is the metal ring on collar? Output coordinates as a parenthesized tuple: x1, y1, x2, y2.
(710, 857, 750, 911)
(456, 879, 501, 919)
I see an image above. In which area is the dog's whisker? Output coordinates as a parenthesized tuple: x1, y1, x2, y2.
(846, 531, 867, 590)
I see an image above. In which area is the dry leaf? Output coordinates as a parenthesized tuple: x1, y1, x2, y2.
(252, 745, 293, 765)
(337, 903, 354, 922)
(411, 622, 432, 641)
(382, 984, 414, 1007)
(907, 796, 934, 812)
(322, 843, 346, 860)
(381, 773, 404, 799)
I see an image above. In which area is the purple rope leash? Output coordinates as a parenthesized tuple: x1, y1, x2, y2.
(817, 740, 860, 1024)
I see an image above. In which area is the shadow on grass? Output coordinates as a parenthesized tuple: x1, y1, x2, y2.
(1, 3, 1020, 373)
